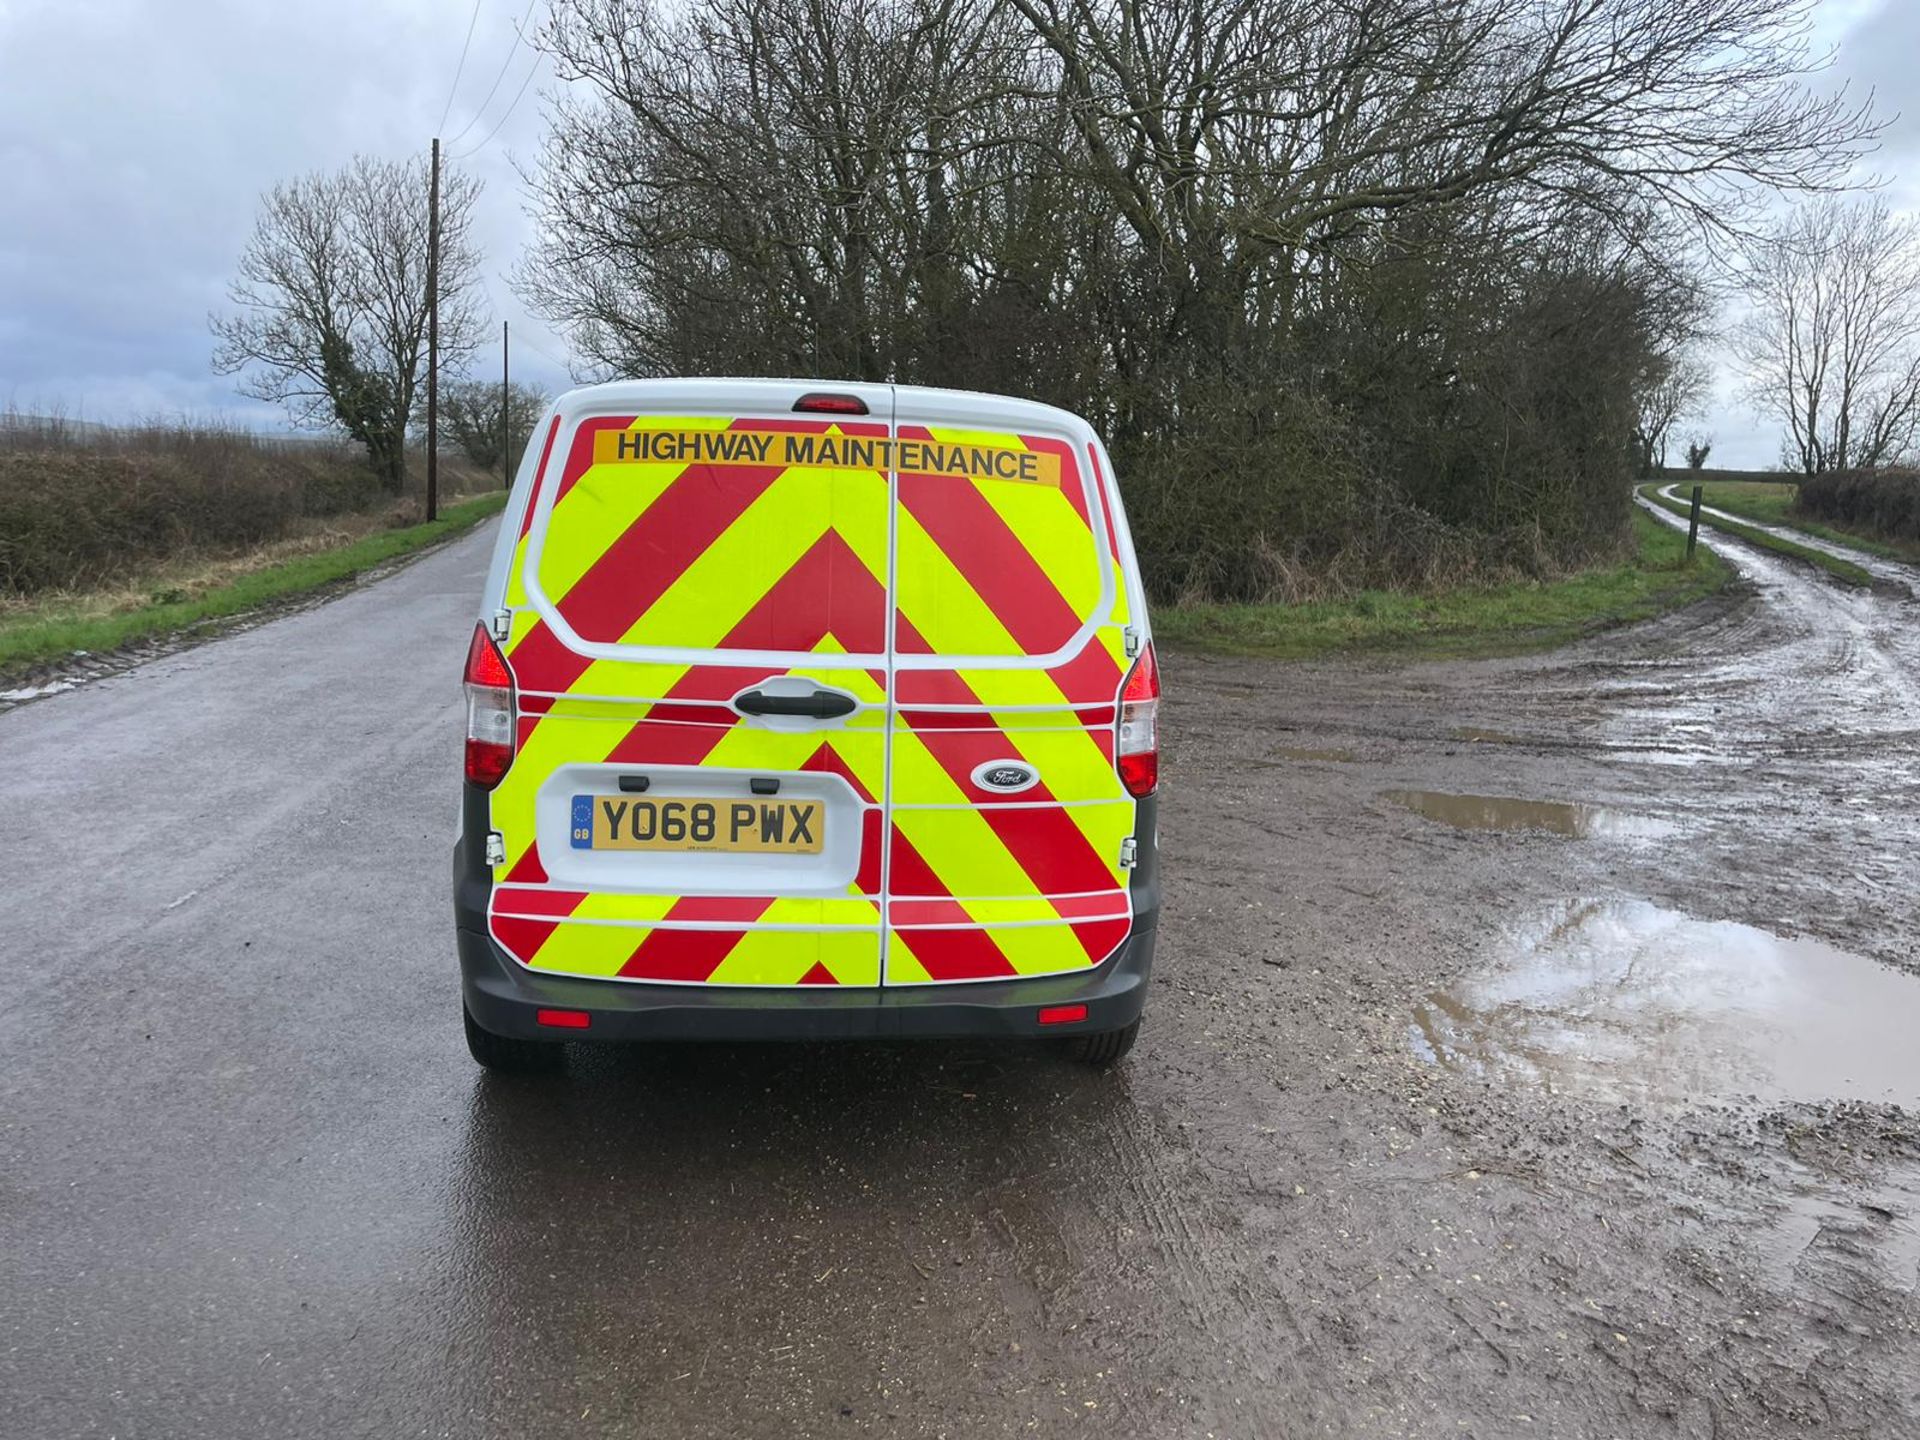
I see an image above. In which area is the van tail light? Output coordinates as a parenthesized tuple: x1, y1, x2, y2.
(1116, 642, 1160, 798)
(464, 622, 516, 789)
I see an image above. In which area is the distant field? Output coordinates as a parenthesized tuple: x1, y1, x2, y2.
(1667, 467, 1784, 486)
(1670, 477, 1920, 564)
(1697, 481, 1796, 522)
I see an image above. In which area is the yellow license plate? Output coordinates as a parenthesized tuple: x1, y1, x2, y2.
(570, 795, 824, 854)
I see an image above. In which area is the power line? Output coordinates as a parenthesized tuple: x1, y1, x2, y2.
(513, 327, 574, 375)
(436, 0, 486, 133)
(445, 0, 540, 148)
(478, 271, 574, 375)
(449, 50, 540, 160)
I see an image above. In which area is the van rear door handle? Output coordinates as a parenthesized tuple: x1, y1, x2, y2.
(734, 688, 858, 719)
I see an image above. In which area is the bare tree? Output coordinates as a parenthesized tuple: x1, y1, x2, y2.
(1000, 0, 1875, 360)
(212, 155, 484, 491)
(519, 0, 1038, 385)
(517, 0, 1881, 598)
(1634, 353, 1713, 473)
(524, 0, 1874, 394)
(442, 379, 549, 473)
(1736, 198, 1920, 474)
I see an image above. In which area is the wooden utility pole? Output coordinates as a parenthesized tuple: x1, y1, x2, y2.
(502, 320, 510, 489)
(426, 137, 441, 523)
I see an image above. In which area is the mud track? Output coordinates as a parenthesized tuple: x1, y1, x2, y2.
(1, 515, 1916, 1437)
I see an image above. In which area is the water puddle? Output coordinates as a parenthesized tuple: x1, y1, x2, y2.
(0, 680, 77, 703)
(1269, 745, 1356, 763)
(1411, 899, 1920, 1105)
(1384, 789, 1677, 839)
(1604, 746, 1709, 768)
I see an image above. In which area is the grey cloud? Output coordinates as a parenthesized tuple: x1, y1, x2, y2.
(0, 0, 1909, 443)
(0, 0, 568, 423)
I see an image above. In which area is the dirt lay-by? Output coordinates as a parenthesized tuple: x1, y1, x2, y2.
(453, 380, 1160, 1070)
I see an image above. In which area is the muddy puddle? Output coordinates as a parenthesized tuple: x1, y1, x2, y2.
(1384, 789, 1677, 839)
(1411, 899, 1920, 1105)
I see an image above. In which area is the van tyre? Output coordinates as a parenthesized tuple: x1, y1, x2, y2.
(1066, 1019, 1139, 1067)
(463, 1004, 565, 1074)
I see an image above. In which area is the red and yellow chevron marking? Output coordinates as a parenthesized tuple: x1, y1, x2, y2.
(885, 603, 1132, 983)
(881, 430, 1132, 984)
(486, 412, 1136, 988)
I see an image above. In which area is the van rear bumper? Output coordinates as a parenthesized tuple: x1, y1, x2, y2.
(455, 785, 1161, 1043)
(456, 920, 1157, 1042)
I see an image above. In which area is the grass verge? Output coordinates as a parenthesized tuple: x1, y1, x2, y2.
(1153, 509, 1730, 660)
(1676, 480, 1920, 564)
(0, 491, 506, 683)
(1638, 483, 1874, 587)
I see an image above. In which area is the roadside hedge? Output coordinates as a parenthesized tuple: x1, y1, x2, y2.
(0, 427, 487, 596)
(1795, 468, 1920, 542)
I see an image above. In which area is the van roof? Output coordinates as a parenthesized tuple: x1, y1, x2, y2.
(544, 378, 1099, 443)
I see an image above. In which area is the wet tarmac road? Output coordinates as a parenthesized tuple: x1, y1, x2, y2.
(0, 529, 1175, 1438)
(5, 516, 1920, 1437)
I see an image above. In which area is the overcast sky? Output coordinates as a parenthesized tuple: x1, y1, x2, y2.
(0, 0, 571, 425)
(1, 0, 1916, 466)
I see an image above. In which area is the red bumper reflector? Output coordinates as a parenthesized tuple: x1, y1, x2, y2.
(1037, 1004, 1088, 1027)
(535, 1008, 590, 1030)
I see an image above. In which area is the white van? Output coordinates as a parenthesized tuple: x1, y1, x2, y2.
(453, 380, 1160, 1069)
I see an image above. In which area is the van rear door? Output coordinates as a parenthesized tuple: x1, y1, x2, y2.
(884, 395, 1139, 984)
(485, 384, 894, 988)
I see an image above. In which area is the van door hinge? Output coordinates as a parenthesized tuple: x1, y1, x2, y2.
(489, 609, 512, 641)
(1118, 837, 1138, 870)
(484, 831, 506, 867)
(1123, 625, 1143, 659)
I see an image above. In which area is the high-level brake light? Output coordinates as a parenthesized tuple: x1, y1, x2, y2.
(1116, 642, 1160, 798)
(464, 622, 516, 789)
(792, 392, 870, 415)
